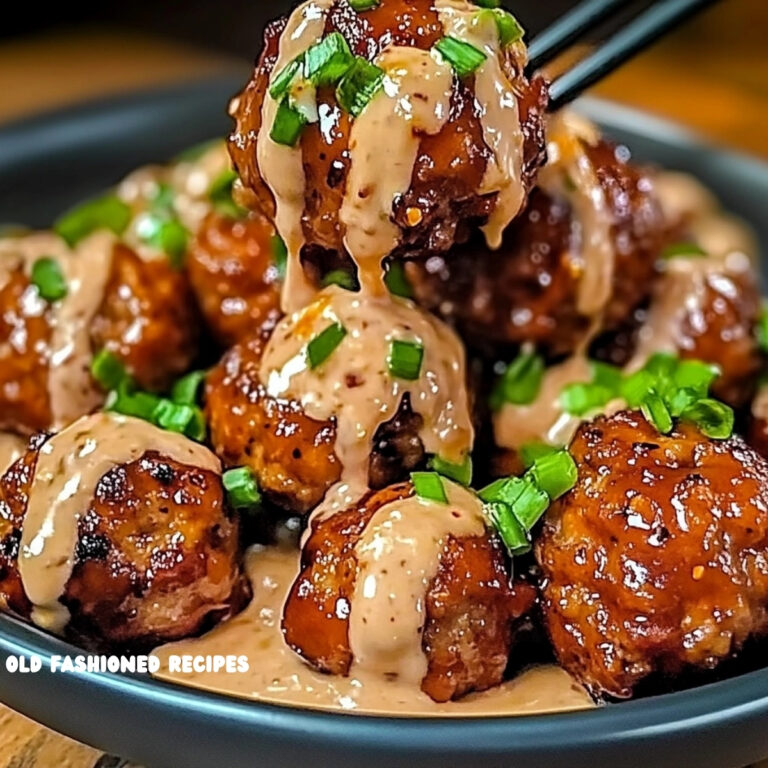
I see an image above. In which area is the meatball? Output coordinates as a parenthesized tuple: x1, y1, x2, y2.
(537, 410, 768, 699)
(0, 413, 247, 648)
(230, 0, 547, 263)
(407, 135, 666, 356)
(205, 330, 426, 514)
(282, 481, 536, 702)
(187, 211, 283, 347)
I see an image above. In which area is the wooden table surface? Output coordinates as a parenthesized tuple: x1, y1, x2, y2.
(0, 0, 766, 765)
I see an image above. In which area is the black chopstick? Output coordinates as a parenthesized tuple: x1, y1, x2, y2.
(527, 0, 630, 72)
(547, 0, 719, 111)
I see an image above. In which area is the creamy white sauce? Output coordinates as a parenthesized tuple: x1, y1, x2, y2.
(18, 412, 221, 633)
(0, 231, 116, 429)
(435, 0, 527, 248)
(340, 46, 453, 294)
(260, 285, 473, 492)
(349, 481, 485, 683)
(257, 0, 334, 313)
(154, 545, 593, 717)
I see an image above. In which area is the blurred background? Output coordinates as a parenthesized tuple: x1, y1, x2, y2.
(0, 0, 765, 156)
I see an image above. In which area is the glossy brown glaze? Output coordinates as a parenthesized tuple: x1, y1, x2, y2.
(283, 482, 536, 702)
(92, 243, 199, 392)
(407, 139, 665, 356)
(537, 410, 768, 699)
(229, 0, 547, 261)
(0, 441, 247, 648)
(187, 211, 282, 348)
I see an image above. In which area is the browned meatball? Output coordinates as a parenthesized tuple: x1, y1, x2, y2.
(92, 242, 199, 392)
(205, 331, 426, 514)
(187, 211, 282, 347)
(537, 410, 768, 699)
(407, 138, 666, 356)
(283, 482, 536, 702)
(230, 0, 547, 260)
(0, 431, 247, 648)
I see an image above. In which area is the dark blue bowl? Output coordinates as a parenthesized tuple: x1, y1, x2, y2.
(1, 75, 768, 768)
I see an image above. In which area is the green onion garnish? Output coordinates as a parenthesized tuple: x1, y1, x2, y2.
(673, 359, 719, 398)
(474, 0, 500, 7)
(270, 58, 303, 101)
(520, 442, 559, 469)
(271, 98, 308, 147)
(490, 351, 544, 410)
(485, 501, 531, 556)
(349, 0, 380, 9)
(307, 322, 347, 369)
(620, 368, 656, 408)
(680, 398, 734, 440)
(223, 467, 263, 510)
(152, 400, 202, 438)
(107, 379, 162, 421)
(91, 349, 127, 392)
(434, 36, 487, 78)
(508, 477, 550, 530)
(54, 195, 131, 247)
(271, 234, 288, 279)
(171, 370, 207, 406)
(208, 169, 239, 206)
(529, 450, 578, 501)
(640, 392, 673, 435)
(137, 214, 189, 268)
(384, 261, 414, 299)
(30, 257, 68, 302)
(662, 242, 708, 259)
(304, 32, 355, 87)
(411, 471, 448, 504)
(477, 8, 524, 46)
(336, 57, 385, 118)
(479, 476, 525, 506)
(427, 454, 473, 486)
(322, 269, 359, 291)
(388, 339, 424, 381)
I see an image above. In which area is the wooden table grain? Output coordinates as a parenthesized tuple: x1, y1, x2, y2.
(0, 0, 766, 764)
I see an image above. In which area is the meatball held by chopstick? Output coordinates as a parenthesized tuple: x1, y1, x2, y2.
(0, 412, 248, 648)
(537, 410, 768, 699)
(230, 0, 547, 304)
(0, 232, 198, 435)
(283, 480, 536, 703)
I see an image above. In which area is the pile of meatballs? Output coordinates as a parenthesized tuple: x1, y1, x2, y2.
(1, 0, 768, 709)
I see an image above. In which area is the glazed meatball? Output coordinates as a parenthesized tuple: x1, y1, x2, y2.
(92, 242, 199, 392)
(230, 0, 547, 262)
(0, 417, 247, 648)
(282, 482, 536, 702)
(537, 410, 768, 699)
(407, 137, 666, 356)
(205, 331, 426, 514)
(187, 211, 282, 347)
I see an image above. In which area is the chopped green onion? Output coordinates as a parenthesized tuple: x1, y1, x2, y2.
(304, 33, 355, 87)
(138, 214, 189, 268)
(485, 501, 531, 556)
(152, 400, 201, 437)
(54, 195, 131, 247)
(490, 351, 544, 409)
(223, 467, 263, 510)
(107, 380, 162, 421)
(271, 98, 308, 147)
(427, 454, 473, 486)
(680, 398, 734, 440)
(592, 361, 623, 391)
(640, 392, 673, 435)
(620, 369, 656, 408)
(349, 0, 380, 9)
(474, 0, 500, 7)
(411, 471, 448, 504)
(529, 450, 578, 501)
(560, 381, 613, 417)
(509, 477, 550, 530)
(479, 476, 526, 506)
(91, 349, 126, 392)
(336, 57, 385, 118)
(477, 8, 524, 46)
(30, 257, 68, 302)
(171, 370, 207, 406)
(209, 168, 246, 219)
(269, 58, 303, 101)
(520, 442, 559, 469)
(307, 322, 347, 369)
(662, 242, 708, 259)
(271, 234, 288, 279)
(434, 36, 487, 78)
(644, 352, 678, 379)
(152, 183, 176, 216)
(673, 360, 719, 398)
(388, 339, 424, 381)
(322, 269, 359, 291)
(384, 261, 414, 299)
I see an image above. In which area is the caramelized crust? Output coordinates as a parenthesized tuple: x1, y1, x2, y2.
(92, 243, 199, 392)
(407, 139, 665, 356)
(283, 482, 536, 702)
(187, 211, 282, 347)
(0, 442, 247, 648)
(537, 410, 768, 698)
(229, 0, 547, 261)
